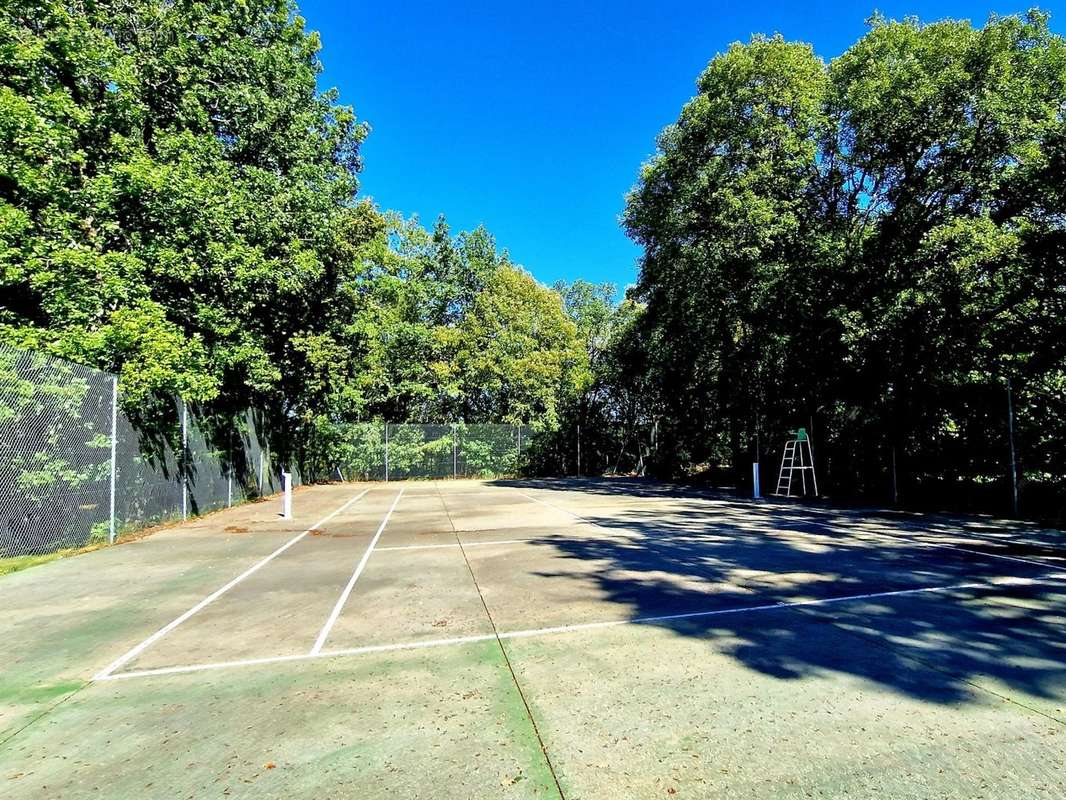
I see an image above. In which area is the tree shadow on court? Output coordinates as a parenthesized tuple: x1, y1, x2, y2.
(494, 479, 1066, 707)
(494, 476, 1066, 558)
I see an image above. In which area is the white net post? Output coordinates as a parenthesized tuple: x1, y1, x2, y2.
(282, 471, 293, 519)
(108, 375, 118, 544)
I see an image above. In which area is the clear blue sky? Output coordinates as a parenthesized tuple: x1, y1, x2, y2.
(298, 1, 1064, 292)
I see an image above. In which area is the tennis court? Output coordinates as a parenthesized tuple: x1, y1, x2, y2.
(1, 478, 1064, 798)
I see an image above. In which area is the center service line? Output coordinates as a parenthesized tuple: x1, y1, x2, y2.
(93, 487, 370, 681)
(310, 486, 406, 655)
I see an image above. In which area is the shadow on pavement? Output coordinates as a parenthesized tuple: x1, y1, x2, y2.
(492, 477, 1066, 708)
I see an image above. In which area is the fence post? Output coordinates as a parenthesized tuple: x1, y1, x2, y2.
(181, 399, 188, 521)
(1007, 377, 1019, 516)
(227, 470, 232, 508)
(453, 424, 458, 478)
(577, 424, 581, 476)
(108, 375, 118, 544)
(384, 422, 390, 482)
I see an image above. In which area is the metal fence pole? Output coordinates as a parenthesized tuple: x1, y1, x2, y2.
(577, 424, 581, 476)
(180, 399, 188, 520)
(108, 375, 118, 544)
(453, 424, 458, 478)
(1007, 377, 1019, 516)
(384, 422, 390, 482)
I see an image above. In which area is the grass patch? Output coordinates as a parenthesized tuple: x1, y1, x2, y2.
(0, 550, 85, 577)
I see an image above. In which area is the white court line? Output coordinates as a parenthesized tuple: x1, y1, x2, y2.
(375, 530, 643, 552)
(864, 532, 1060, 570)
(376, 538, 531, 552)
(96, 571, 1066, 681)
(945, 545, 1056, 569)
(309, 486, 405, 655)
(515, 490, 596, 525)
(520, 489, 1062, 572)
(92, 487, 371, 681)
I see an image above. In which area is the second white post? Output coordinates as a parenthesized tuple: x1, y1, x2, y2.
(282, 471, 293, 519)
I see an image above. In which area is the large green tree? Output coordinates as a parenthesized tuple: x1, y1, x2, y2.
(1, 0, 367, 420)
(621, 11, 1066, 514)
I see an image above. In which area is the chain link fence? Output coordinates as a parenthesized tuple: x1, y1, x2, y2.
(0, 344, 541, 557)
(0, 343, 299, 557)
(332, 423, 535, 481)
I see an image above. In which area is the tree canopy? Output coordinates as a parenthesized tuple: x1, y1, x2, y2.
(615, 11, 1065, 515)
(1, 0, 587, 471)
(2, 3, 1062, 516)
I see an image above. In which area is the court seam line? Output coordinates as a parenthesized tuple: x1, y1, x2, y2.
(309, 486, 406, 655)
(437, 482, 567, 800)
(0, 680, 90, 750)
(91, 487, 371, 681)
(96, 570, 1066, 681)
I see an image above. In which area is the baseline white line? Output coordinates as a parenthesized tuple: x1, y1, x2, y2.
(309, 486, 405, 655)
(92, 487, 371, 681)
(97, 571, 1066, 681)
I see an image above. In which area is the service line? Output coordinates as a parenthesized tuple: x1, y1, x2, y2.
(93, 487, 371, 681)
(309, 486, 406, 655)
(96, 570, 1066, 682)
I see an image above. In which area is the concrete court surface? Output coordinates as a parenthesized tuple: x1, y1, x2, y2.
(0, 477, 1063, 799)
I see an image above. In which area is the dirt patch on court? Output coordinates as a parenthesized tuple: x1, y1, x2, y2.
(307, 529, 359, 538)
(224, 525, 249, 534)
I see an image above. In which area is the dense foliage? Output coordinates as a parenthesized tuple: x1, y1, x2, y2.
(3, 2, 1063, 517)
(612, 11, 1065, 516)
(1, 0, 586, 474)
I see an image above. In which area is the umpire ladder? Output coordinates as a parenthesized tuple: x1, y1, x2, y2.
(776, 428, 818, 497)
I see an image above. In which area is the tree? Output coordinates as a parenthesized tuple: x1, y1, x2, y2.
(619, 12, 1066, 515)
(457, 266, 587, 427)
(623, 34, 834, 475)
(0, 0, 368, 427)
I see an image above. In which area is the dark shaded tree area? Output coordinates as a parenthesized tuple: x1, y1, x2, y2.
(584, 12, 1065, 520)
